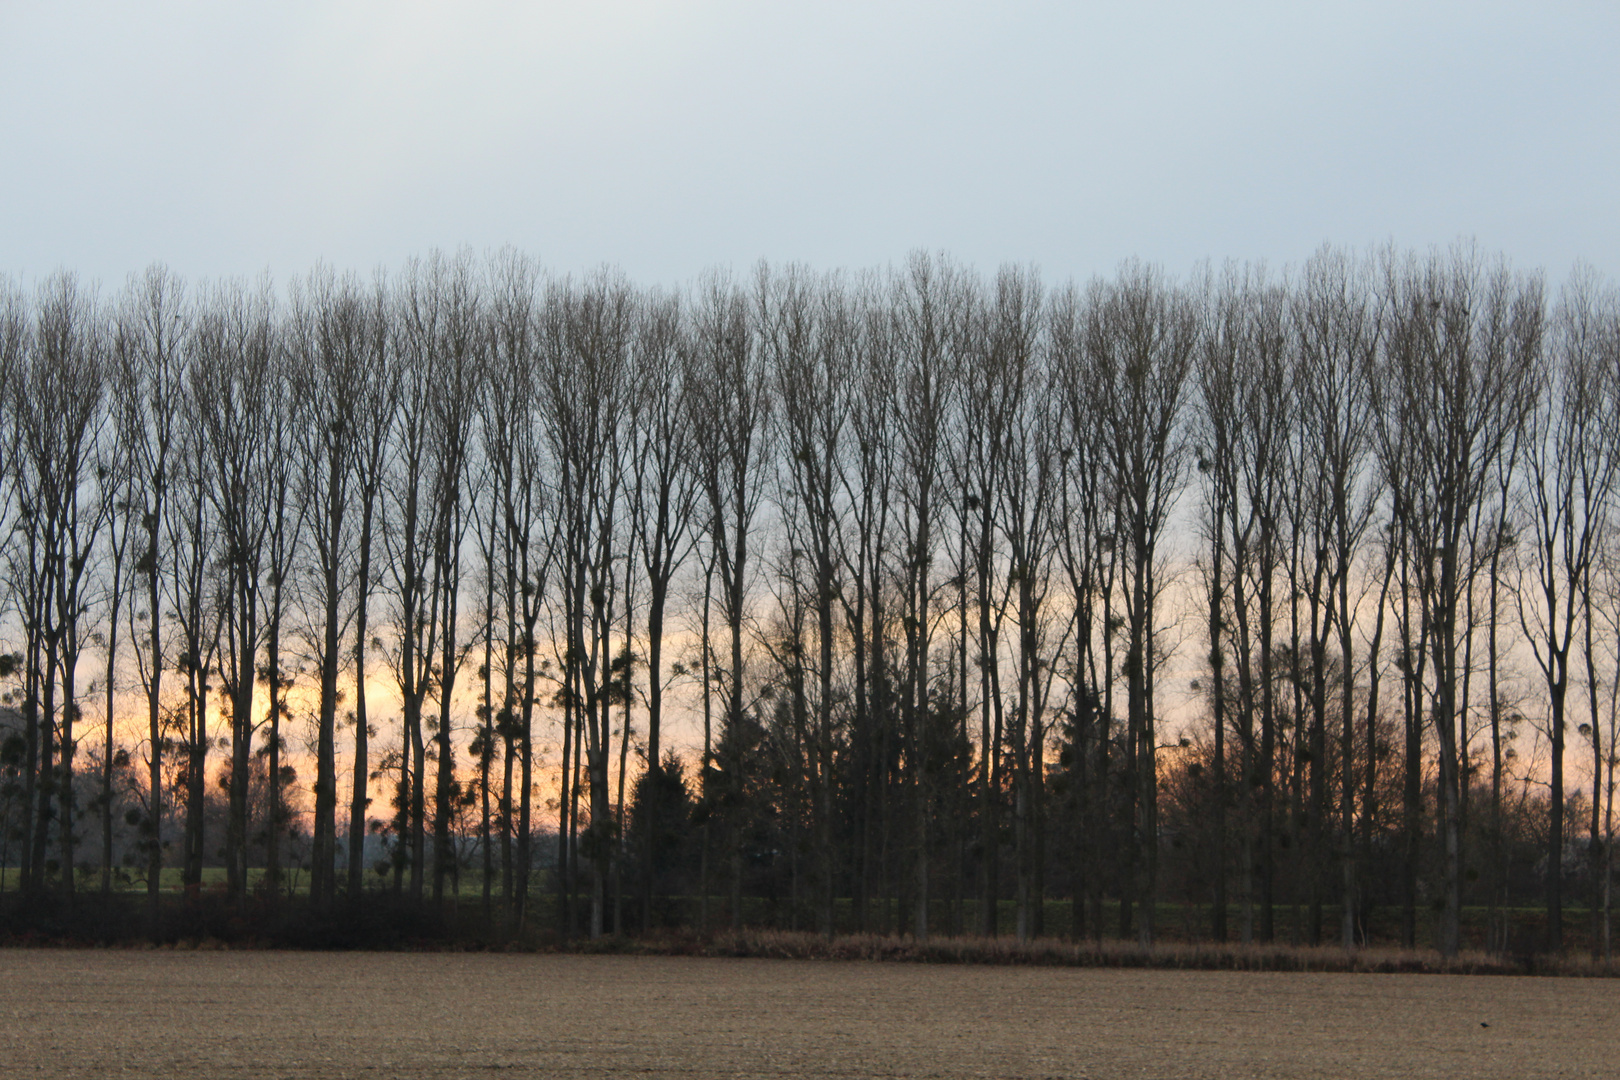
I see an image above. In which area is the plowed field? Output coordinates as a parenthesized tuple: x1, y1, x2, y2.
(0, 950, 1608, 1078)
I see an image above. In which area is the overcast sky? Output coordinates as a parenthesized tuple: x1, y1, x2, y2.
(2, 1, 1615, 290)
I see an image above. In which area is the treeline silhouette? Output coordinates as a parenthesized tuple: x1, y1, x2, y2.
(1, 244, 1617, 956)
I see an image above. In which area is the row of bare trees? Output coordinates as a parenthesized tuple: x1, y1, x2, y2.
(1, 244, 1616, 956)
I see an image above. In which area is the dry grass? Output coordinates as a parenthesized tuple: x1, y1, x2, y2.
(13, 912, 1615, 978)
(0, 949, 1613, 1078)
(557, 927, 1618, 977)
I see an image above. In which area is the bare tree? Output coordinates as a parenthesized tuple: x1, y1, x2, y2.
(763, 264, 852, 937)
(990, 266, 1063, 943)
(1085, 262, 1197, 946)
(691, 268, 772, 932)
(1053, 281, 1120, 942)
(347, 275, 396, 900)
(191, 278, 278, 905)
(541, 270, 633, 937)
(1192, 266, 1240, 943)
(889, 251, 966, 941)
(1294, 246, 1381, 946)
(287, 267, 371, 904)
(1216, 267, 1293, 944)
(8, 246, 1620, 955)
(1594, 516, 1620, 961)
(96, 359, 136, 897)
(1376, 245, 1541, 957)
(957, 272, 1016, 940)
(482, 251, 552, 922)
(834, 275, 898, 932)
(11, 273, 110, 898)
(1519, 264, 1611, 951)
(382, 256, 454, 902)
(170, 326, 223, 894)
(112, 265, 188, 921)
(422, 256, 483, 906)
(626, 285, 699, 929)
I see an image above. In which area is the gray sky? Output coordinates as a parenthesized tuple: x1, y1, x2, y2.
(2, 1, 1615, 289)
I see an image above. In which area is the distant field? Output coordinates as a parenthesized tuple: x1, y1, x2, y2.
(0, 951, 1609, 1078)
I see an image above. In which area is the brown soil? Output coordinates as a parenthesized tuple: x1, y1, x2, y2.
(0, 950, 1608, 1078)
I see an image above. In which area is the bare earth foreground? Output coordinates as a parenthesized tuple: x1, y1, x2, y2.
(0, 952, 1612, 1079)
